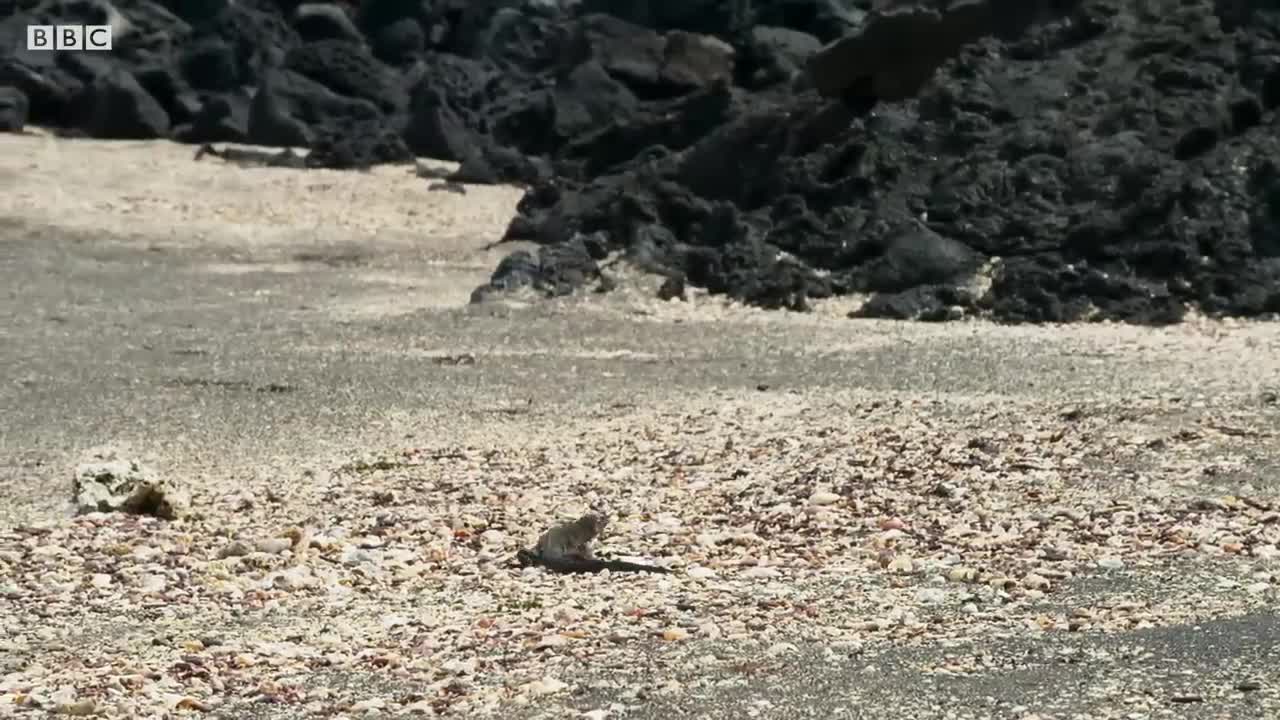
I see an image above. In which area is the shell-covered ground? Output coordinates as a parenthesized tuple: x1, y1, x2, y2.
(1, 134, 1277, 719)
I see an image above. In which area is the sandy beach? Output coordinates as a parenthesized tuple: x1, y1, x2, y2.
(1, 132, 1278, 719)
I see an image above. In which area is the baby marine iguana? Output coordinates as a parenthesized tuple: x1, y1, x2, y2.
(516, 513, 670, 574)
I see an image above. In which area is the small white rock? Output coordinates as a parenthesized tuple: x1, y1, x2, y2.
(536, 634, 569, 649)
(915, 588, 947, 604)
(662, 628, 690, 641)
(1023, 573, 1051, 591)
(136, 574, 167, 593)
(443, 658, 477, 675)
(406, 700, 434, 714)
(695, 533, 720, 548)
(255, 538, 293, 555)
(217, 541, 253, 559)
(809, 492, 841, 506)
(272, 567, 316, 591)
(54, 699, 98, 716)
(887, 556, 915, 574)
(765, 642, 798, 657)
(523, 677, 569, 696)
(697, 620, 722, 639)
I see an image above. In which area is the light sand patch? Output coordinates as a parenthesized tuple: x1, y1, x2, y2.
(0, 132, 524, 255)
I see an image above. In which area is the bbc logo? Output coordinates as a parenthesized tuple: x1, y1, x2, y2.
(27, 25, 113, 51)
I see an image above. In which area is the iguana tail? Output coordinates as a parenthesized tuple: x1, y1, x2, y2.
(515, 549, 670, 574)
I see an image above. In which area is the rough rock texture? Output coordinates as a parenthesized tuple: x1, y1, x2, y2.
(0, 85, 28, 131)
(73, 448, 189, 520)
(1, 0, 1278, 323)
(806, 0, 1076, 101)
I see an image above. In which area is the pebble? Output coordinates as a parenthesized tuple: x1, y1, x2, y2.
(406, 700, 435, 714)
(1022, 573, 1051, 591)
(1041, 546, 1070, 561)
(877, 517, 906, 530)
(887, 556, 915, 574)
(765, 642, 798, 657)
(687, 566, 717, 579)
(32, 544, 68, 558)
(272, 567, 317, 590)
(662, 628, 689, 641)
(1236, 680, 1262, 692)
(136, 574, 167, 593)
(536, 634, 569, 649)
(916, 588, 947, 604)
(443, 658, 477, 675)
(523, 677, 569, 696)
(695, 533, 720, 547)
(341, 547, 377, 566)
(174, 697, 210, 712)
(54, 699, 98, 715)
(697, 621, 722, 639)
(218, 541, 253, 559)
(947, 566, 978, 583)
(809, 492, 841, 506)
(1097, 557, 1125, 570)
(255, 538, 293, 555)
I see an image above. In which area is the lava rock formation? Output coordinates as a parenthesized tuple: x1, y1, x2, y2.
(1, 0, 1278, 323)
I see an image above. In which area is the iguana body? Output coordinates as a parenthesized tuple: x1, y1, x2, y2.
(516, 514, 670, 574)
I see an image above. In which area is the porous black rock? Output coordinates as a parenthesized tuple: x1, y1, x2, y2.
(179, 36, 240, 91)
(82, 67, 171, 139)
(0, 55, 84, 127)
(471, 233, 608, 303)
(284, 39, 407, 114)
(172, 92, 249, 144)
(0, 85, 29, 131)
(293, 3, 363, 44)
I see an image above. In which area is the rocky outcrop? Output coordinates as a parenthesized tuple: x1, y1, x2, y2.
(0, 0, 1277, 324)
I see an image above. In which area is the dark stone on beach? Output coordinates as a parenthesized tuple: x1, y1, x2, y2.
(0, 86, 29, 132)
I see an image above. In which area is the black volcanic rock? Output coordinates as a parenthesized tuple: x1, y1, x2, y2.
(293, 3, 364, 44)
(284, 39, 407, 114)
(0, 85, 29, 132)
(83, 67, 171, 139)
